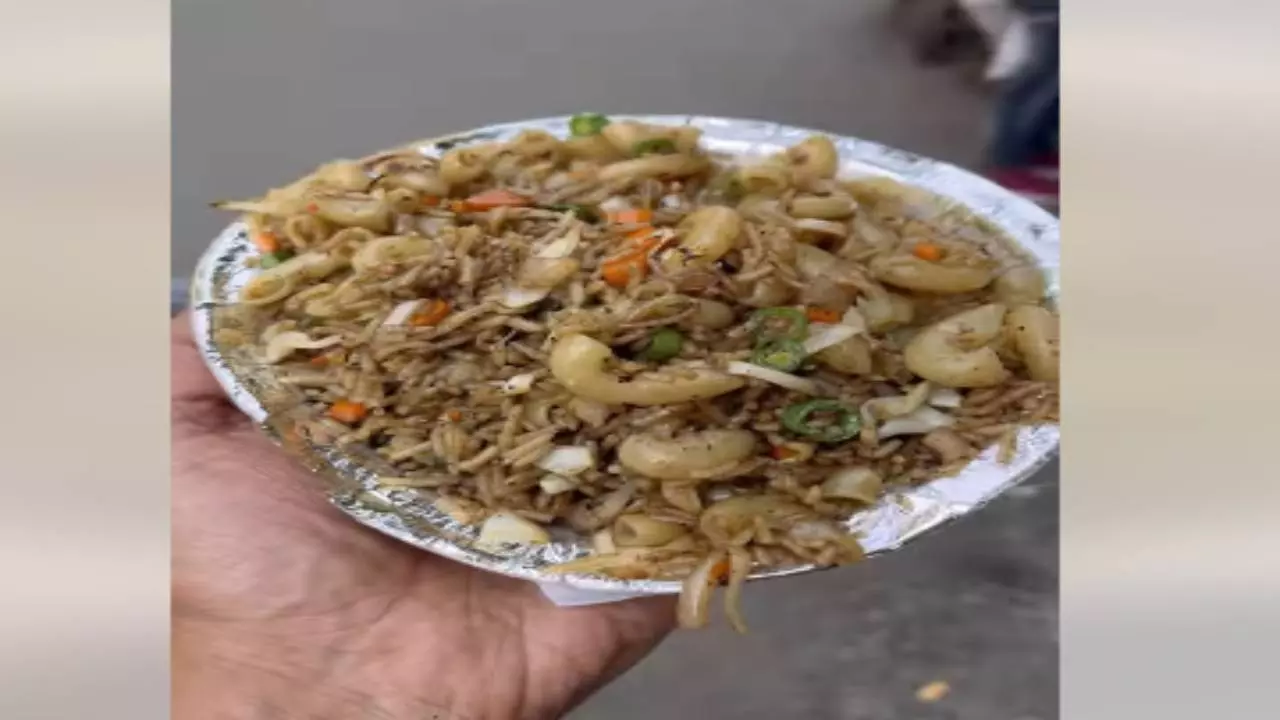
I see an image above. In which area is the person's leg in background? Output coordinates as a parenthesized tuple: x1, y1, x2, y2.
(985, 6, 1059, 206)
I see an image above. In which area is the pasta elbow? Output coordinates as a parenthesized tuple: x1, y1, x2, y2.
(617, 429, 758, 482)
(904, 304, 1010, 388)
(548, 334, 744, 406)
(870, 254, 994, 294)
(1005, 305, 1060, 382)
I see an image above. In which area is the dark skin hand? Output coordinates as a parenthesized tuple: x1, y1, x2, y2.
(171, 315, 676, 719)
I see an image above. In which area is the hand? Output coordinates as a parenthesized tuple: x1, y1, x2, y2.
(171, 314, 675, 720)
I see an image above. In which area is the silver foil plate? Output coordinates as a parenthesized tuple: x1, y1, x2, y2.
(190, 115, 1060, 595)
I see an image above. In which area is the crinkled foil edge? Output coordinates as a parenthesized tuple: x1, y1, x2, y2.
(190, 114, 1060, 595)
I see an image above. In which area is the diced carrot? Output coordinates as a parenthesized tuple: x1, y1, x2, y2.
(601, 257, 644, 288)
(329, 400, 368, 424)
(912, 243, 944, 262)
(309, 354, 329, 367)
(805, 307, 841, 324)
(421, 195, 443, 207)
(306, 203, 320, 214)
(626, 226, 658, 243)
(710, 558, 731, 585)
(609, 208, 653, 225)
(448, 200, 468, 213)
(600, 232, 663, 288)
(252, 231, 281, 254)
(459, 188, 532, 212)
(409, 299, 451, 327)
(445, 409, 463, 423)
(770, 445, 799, 461)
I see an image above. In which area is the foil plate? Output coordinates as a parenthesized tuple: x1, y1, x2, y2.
(190, 114, 1060, 596)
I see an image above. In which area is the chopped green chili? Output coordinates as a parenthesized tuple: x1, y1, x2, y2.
(751, 339, 807, 372)
(641, 328, 684, 362)
(632, 138, 678, 156)
(749, 307, 809, 345)
(569, 113, 611, 137)
(780, 399, 862, 443)
(259, 250, 295, 269)
(541, 203, 600, 223)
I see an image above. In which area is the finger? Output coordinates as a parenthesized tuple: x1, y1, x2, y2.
(171, 312, 229, 403)
(171, 312, 248, 436)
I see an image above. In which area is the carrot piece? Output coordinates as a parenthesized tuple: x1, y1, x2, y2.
(770, 445, 799, 461)
(448, 200, 468, 213)
(444, 409, 462, 423)
(912, 243, 944, 262)
(460, 188, 532, 212)
(601, 257, 644, 288)
(421, 195, 442, 207)
(710, 558, 731, 585)
(329, 400, 368, 424)
(626, 226, 658, 243)
(410, 299, 451, 327)
(253, 231, 281, 254)
(306, 203, 319, 214)
(805, 307, 841, 324)
(609, 208, 653, 225)
(600, 231, 663, 288)
(309, 354, 329, 367)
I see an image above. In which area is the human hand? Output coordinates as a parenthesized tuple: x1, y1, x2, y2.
(171, 314, 676, 720)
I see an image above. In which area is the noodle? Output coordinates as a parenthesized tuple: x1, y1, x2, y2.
(215, 116, 1060, 632)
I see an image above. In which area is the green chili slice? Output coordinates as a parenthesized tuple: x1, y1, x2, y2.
(641, 328, 684, 362)
(632, 138, 678, 156)
(750, 307, 809, 345)
(569, 113, 611, 137)
(751, 339, 807, 372)
(781, 399, 862, 443)
(541, 203, 600, 223)
(259, 250, 295, 269)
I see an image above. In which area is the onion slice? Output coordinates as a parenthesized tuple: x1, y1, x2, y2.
(927, 387, 964, 409)
(722, 547, 752, 634)
(599, 196, 631, 213)
(500, 287, 550, 309)
(535, 226, 582, 259)
(262, 331, 342, 364)
(382, 299, 424, 327)
(497, 373, 537, 396)
(677, 549, 727, 630)
(536, 445, 596, 476)
(475, 512, 551, 549)
(726, 361, 821, 395)
(802, 323, 859, 355)
(877, 406, 957, 438)
(792, 218, 848, 237)
(538, 474, 578, 495)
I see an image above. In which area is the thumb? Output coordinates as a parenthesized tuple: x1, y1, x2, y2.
(171, 312, 250, 436)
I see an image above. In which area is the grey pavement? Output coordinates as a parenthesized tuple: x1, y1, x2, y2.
(174, 2, 1055, 718)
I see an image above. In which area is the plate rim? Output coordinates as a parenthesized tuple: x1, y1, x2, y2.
(189, 113, 1060, 595)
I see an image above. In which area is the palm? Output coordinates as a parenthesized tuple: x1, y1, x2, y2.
(172, 316, 673, 719)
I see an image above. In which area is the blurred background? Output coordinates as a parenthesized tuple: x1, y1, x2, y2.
(174, 0, 1057, 717)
